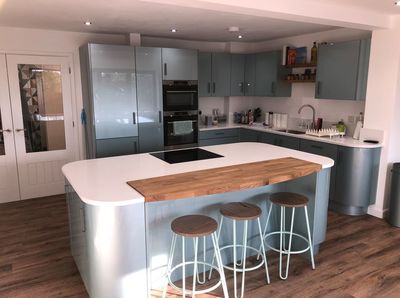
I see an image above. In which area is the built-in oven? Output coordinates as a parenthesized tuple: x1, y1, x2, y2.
(163, 111, 198, 150)
(163, 80, 198, 111)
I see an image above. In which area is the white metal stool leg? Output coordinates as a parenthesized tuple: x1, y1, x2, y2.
(211, 232, 229, 298)
(162, 234, 177, 298)
(208, 216, 224, 280)
(192, 237, 198, 297)
(257, 202, 273, 260)
(193, 236, 206, 285)
(257, 218, 270, 284)
(304, 206, 315, 269)
(182, 236, 186, 297)
(279, 207, 295, 280)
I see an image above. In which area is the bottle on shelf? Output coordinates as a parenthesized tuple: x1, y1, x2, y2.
(311, 42, 318, 65)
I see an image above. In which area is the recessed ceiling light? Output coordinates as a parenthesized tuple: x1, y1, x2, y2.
(84, 21, 92, 26)
(171, 28, 177, 33)
(238, 35, 243, 39)
(396, 1, 400, 5)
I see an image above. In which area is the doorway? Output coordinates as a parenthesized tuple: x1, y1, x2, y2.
(0, 53, 76, 202)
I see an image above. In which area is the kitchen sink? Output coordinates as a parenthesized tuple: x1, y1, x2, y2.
(276, 129, 306, 135)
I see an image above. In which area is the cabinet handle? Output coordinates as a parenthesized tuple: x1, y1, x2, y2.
(15, 128, 26, 132)
(213, 82, 216, 94)
(159, 111, 162, 123)
(80, 206, 86, 232)
(271, 82, 276, 94)
(316, 81, 321, 96)
(132, 112, 136, 125)
(215, 132, 225, 136)
(311, 144, 323, 150)
(0, 129, 11, 133)
(134, 141, 138, 153)
(164, 63, 167, 76)
(207, 82, 211, 94)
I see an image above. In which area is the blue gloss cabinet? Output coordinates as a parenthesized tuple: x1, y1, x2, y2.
(161, 48, 198, 81)
(315, 38, 371, 100)
(255, 51, 291, 97)
(198, 52, 231, 97)
(230, 54, 256, 96)
(136, 47, 164, 153)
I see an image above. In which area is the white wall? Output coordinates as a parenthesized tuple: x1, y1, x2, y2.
(363, 16, 400, 217)
(0, 26, 127, 159)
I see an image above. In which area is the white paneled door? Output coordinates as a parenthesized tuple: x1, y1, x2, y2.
(2, 54, 75, 201)
(0, 54, 20, 203)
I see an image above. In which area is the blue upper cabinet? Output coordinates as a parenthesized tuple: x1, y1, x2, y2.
(198, 52, 231, 97)
(315, 38, 370, 100)
(230, 54, 245, 96)
(161, 48, 198, 81)
(255, 51, 291, 97)
(230, 54, 256, 96)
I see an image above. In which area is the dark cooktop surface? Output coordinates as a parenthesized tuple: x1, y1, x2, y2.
(151, 148, 223, 164)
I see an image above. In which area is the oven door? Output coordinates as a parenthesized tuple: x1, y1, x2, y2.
(163, 83, 198, 111)
(164, 114, 198, 149)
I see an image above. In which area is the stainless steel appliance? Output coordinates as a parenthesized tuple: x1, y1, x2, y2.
(151, 148, 223, 164)
(163, 111, 198, 149)
(162, 80, 198, 111)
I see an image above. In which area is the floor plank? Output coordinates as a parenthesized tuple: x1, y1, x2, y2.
(1, 195, 400, 297)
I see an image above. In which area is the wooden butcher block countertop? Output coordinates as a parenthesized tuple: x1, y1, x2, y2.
(127, 157, 322, 202)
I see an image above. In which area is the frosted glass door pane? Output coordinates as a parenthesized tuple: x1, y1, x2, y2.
(17, 64, 66, 153)
(90, 44, 137, 139)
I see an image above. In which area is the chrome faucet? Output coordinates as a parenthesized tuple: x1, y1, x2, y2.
(298, 104, 316, 129)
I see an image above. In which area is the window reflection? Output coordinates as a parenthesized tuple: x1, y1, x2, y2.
(18, 64, 66, 152)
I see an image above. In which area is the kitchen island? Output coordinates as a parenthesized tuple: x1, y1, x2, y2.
(62, 142, 334, 298)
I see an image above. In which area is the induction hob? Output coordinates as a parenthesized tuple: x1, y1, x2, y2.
(150, 148, 223, 164)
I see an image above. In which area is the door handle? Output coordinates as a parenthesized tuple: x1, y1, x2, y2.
(15, 128, 26, 132)
(132, 112, 136, 125)
(159, 111, 162, 123)
(207, 82, 211, 94)
(164, 63, 167, 76)
(0, 129, 12, 133)
(212, 82, 216, 94)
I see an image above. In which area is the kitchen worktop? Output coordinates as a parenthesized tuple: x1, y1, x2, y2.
(62, 142, 334, 206)
(199, 123, 382, 148)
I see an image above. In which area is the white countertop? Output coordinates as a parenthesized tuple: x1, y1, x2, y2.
(62, 142, 334, 207)
(199, 123, 382, 148)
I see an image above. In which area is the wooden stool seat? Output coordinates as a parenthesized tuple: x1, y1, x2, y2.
(270, 192, 309, 208)
(220, 202, 262, 220)
(171, 215, 217, 237)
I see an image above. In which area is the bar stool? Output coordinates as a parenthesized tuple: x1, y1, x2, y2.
(259, 192, 315, 280)
(210, 202, 270, 298)
(162, 215, 228, 298)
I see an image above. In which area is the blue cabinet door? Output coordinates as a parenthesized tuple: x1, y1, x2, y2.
(211, 53, 231, 96)
(230, 54, 245, 96)
(136, 47, 164, 153)
(198, 52, 212, 97)
(259, 132, 299, 149)
(162, 48, 198, 81)
(244, 54, 256, 96)
(316, 40, 361, 100)
(255, 51, 291, 97)
(356, 39, 371, 101)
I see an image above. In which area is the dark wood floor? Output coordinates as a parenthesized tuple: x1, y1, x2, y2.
(1, 195, 400, 297)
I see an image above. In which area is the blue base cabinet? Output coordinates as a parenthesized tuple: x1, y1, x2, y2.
(199, 129, 240, 146)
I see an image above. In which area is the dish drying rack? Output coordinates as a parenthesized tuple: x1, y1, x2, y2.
(305, 128, 345, 138)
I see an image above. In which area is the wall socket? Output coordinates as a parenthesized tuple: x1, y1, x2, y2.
(348, 115, 355, 124)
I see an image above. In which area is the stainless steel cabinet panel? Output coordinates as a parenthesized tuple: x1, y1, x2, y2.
(136, 47, 164, 153)
(198, 52, 212, 97)
(162, 48, 198, 81)
(89, 44, 138, 139)
(316, 40, 361, 100)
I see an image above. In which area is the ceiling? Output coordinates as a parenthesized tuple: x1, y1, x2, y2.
(0, 0, 397, 42)
(308, 0, 400, 15)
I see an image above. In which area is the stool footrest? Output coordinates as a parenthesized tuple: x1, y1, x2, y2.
(167, 261, 222, 295)
(264, 231, 311, 255)
(220, 244, 266, 272)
